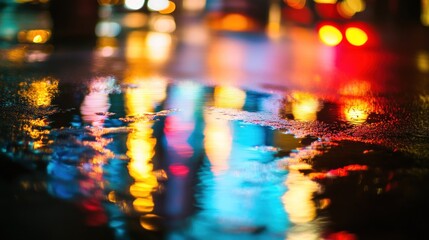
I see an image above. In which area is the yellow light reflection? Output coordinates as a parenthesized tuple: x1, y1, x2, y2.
(5, 46, 26, 63)
(125, 31, 146, 63)
(17, 30, 51, 44)
(124, 78, 168, 110)
(267, 0, 282, 39)
(344, 0, 365, 13)
(337, 1, 356, 18)
(125, 80, 166, 215)
(345, 27, 368, 46)
(342, 98, 371, 125)
(282, 171, 319, 224)
(108, 191, 117, 203)
(19, 78, 59, 107)
(22, 118, 48, 139)
(213, 86, 246, 109)
(204, 113, 232, 175)
(417, 51, 429, 73)
(133, 198, 155, 212)
(140, 214, 161, 231)
(318, 25, 342, 46)
(422, 0, 429, 26)
(290, 91, 320, 121)
(22, 117, 50, 150)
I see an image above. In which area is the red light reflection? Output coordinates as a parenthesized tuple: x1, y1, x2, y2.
(169, 164, 190, 177)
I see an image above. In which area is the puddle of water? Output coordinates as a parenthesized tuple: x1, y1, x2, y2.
(0, 75, 428, 240)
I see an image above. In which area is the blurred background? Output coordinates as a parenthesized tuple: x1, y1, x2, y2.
(2, 0, 429, 92)
(1, 0, 428, 48)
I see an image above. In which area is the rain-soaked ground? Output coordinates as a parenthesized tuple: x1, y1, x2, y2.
(1, 7, 429, 240)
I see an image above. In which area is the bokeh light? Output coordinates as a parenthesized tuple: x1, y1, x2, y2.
(124, 0, 146, 10)
(183, 0, 207, 12)
(19, 78, 58, 107)
(17, 29, 51, 44)
(417, 51, 429, 73)
(147, 0, 170, 11)
(345, 27, 368, 46)
(213, 86, 246, 109)
(341, 98, 371, 124)
(95, 21, 121, 37)
(423, 0, 429, 26)
(122, 12, 147, 28)
(314, 0, 337, 3)
(344, 0, 366, 13)
(159, 1, 176, 14)
(290, 91, 321, 121)
(318, 24, 342, 46)
(151, 15, 176, 33)
(220, 14, 252, 31)
(286, 0, 306, 9)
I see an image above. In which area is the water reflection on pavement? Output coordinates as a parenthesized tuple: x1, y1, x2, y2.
(1, 7, 429, 240)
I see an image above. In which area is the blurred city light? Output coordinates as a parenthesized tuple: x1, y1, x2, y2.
(314, 0, 337, 3)
(145, 32, 173, 62)
(147, 0, 170, 11)
(345, 27, 368, 46)
(124, 0, 146, 10)
(318, 24, 342, 46)
(267, 0, 282, 38)
(183, 0, 207, 12)
(159, 1, 176, 14)
(343, 0, 366, 13)
(417, 51, 429, 73)
(139, 214, 161, 231)
(95, 21, 121, 37)
(220, 14, 252, 32)
(122, 12, 147, 28)
(422, 0, 429, 26)
(96, 37, 119, 57)
(98, 0, 120, 5)
(286, 0, 306, 10)
(150, 15, 176, 33)
(337, 1, 356, 18)
(17, 29, 51, 44)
